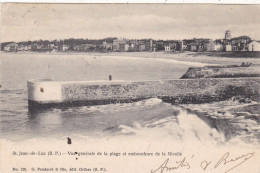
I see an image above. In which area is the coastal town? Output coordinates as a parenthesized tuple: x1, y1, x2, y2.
(2, 30, 260, 53)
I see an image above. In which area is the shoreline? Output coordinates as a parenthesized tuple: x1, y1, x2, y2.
(2, 51, 260, 66)
(2, 50, 260, 57)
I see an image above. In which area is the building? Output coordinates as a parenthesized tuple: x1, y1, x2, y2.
(176, 41, 184, 51)
(248, 41, 260, 51)
(119, 43, 130, 52)
(113, 38, 127, 51)
(4, 45, 11, 51)
(144, 39, 153, 51)
(128, 42, 138, 52)
(197, 44, 204, 52)
(102, 41, 113, 50)
(17, 45, 27, 51)
(80, 44, 95, 51)
(154, 41, 164, 50)
(48, 44, 55, 49)
(164, 45, 171, 51)
(73, 45, 80, 51)
(230, 36, 251, 51)
(214, 44, 223, 51)
(59, 45, 69, 51)
(31, 43, 43, 51)
(232, 43, 239, 51)
(186, 43, 197, 51)
(4, 43, 18, 51)
(164, 43, 176, 51)
(225, 44, 232, 51)
(27, 45, 32, 50)
(225, 30, 232, 40)
(205, 40, 215, 51)
(138, 44, 146, 51)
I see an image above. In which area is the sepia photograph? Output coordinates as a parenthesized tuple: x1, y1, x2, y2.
(0, 3, 260, 173)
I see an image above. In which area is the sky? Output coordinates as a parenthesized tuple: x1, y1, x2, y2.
(1, 4, 260, 42)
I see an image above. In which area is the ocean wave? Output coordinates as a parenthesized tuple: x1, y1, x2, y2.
(62, 98, 164, 115)
(181, 97, 260, 144)
(114, 107, 226, 145)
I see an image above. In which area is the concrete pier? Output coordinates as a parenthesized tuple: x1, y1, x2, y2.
(27, 77, 260, 111)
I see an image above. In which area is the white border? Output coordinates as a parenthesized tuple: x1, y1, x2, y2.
(1, 0, 260, 4)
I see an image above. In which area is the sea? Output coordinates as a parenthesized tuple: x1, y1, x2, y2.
(1, 52, 259, 146)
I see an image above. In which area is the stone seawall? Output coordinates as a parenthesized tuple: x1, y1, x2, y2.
(181, 65, 260, 79)
(28, 77, 260, 111)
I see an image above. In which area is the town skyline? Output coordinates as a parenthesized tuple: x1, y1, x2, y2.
(1, 4, 260, 42)
(2, 35, 260, 45)
(3, 31, 260, 52)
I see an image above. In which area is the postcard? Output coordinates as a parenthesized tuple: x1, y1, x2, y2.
(1, 3, 260, 173)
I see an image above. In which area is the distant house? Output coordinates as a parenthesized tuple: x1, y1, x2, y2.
(4, 43, 18, 52)
(164, 45, 171, 51)
(73, 45, 80, 51)
(23, 45, 29, 51)
(214, 44, 223, 51)
(225, 44, 232, 51)
(164, 43, 175, 51)
(27, 45, 32, 50)
(144, 40, 153, 51)
(59, 45, 69, 51)
(230, 36, 251, 51)
(186, 43, 197, 52)
(198, 45, 204, 52)
(80, 44, 95, 51)
(128, 42, 138, 51)
(4, 45, 11, 51)
(138, 44, 146, 51)
(119, 43, 129, 52)
(17, 45, 26, 51)
(102, 41, 113, 50)
(232, 43, 239, 51)
(48, 44, 55, 49)
(205, 40, 215, 51)
(248, 41, 260, 51)
(31, 44, 43, 50)
(176, 41, 184, 51)
(113, 38, 127, 51)
(154, 41, 166, 51)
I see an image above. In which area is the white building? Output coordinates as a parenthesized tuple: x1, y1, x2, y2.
(248, 41, 260, 51)
(214, 44, 223, 51)
(48, 44, 55, 49)
(4, 43, 18, 51)
(4, 45, 11, 51)
(113, 38, 127, 51)
(164, 45, 171, 51)
(164, 43, 175, 51)
(225, 45, 232, 51)
(61, 45, 69, 51)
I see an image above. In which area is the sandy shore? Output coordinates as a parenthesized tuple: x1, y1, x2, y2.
(2, 51, 260, 66)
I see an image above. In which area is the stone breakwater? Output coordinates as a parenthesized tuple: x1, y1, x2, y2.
(181, 65, 260, 79)
(27, 77, 260, 111)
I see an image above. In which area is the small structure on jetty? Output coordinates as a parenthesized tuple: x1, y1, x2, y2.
(27, 65, 260, 111)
